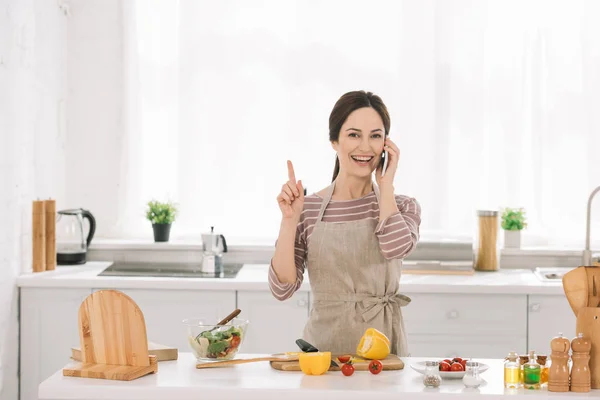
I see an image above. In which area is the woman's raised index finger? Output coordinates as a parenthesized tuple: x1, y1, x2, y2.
(287, 160, 296, 183)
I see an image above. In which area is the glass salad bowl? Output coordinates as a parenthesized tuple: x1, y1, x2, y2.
(183, 317, 249, 361)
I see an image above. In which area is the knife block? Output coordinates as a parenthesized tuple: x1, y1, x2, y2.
(63, 290, 157, 381)
(563, 266, 600, 388)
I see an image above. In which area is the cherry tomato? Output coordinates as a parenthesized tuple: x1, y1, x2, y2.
(452, 357, 463, 364)
(460, 359, 467, 369)
(341, 363, 355, 376)
(337, 355, 351, 363)
(451, 362, 464, 372)
(369, 360, 383, 375)
(439, 361, 452, 372)
(231, 335, 241, 348)
(443, 359, 453, 365)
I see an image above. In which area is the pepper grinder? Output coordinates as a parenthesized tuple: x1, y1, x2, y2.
(549, 332, 571, 392)
(571, 333, 591, 392)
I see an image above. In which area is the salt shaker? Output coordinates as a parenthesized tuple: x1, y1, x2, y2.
(423, 361, 442, 388)
(463, 361, 482, 388)
(571, 333, 591, 393)
(549, 332, 571, 392)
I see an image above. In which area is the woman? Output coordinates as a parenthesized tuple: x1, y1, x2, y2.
(269, 90, 421, 357)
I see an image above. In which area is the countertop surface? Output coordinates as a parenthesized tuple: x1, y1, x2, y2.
(16, 261, 569, 295)
(38, 352, 596, 400)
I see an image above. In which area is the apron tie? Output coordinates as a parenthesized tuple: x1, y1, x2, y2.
(361, 293, 411, 323)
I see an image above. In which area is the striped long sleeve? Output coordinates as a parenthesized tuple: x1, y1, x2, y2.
(375, 196, 421, 260)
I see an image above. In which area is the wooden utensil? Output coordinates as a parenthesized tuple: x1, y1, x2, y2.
(71, 341, 178, 362)
(216, 308, 241, 326)
(270, 354, 405, 372)
(62, 289, 158, 381)
(196, 353, 298, 369)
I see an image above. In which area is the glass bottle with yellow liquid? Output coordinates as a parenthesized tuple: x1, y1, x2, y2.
(536, 355, 548, 386)
(519, 354, 529, 384)
(504, 351, 520, 388)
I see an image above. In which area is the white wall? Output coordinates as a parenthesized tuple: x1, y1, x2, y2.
(65, 0, 124, 238)
(0, 0, 67, 398)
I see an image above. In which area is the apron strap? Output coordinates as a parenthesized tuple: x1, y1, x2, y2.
(316, 179, 381, 224)
(316, 180, 336, 223)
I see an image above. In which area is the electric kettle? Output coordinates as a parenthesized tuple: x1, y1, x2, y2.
(56, 208, 96, 265)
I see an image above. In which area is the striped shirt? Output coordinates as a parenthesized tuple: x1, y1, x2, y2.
(268, 191, 421, 301)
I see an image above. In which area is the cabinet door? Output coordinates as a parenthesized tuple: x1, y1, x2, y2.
(20, 287, 92, 400)
(528, 294, 576, 355)
(92, 288, 236, 352)
(406, 334, 526, 359)
(236, 291, 309, 353)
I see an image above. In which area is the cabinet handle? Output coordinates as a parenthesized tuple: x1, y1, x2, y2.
(447, 310, 459, 319)
(530, 303, 541, 312)
(297, 300, 307, 307)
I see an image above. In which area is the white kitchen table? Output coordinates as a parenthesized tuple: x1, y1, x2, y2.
(38, 352, 600, 399)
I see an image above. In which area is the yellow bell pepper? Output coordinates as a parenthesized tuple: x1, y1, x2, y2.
(298, 352, 331, 375)
(356, 328, 391, 360)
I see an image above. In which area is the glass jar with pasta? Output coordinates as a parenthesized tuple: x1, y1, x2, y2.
(473, 210, 500, 271)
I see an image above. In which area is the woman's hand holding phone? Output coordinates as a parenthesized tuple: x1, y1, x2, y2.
(375, 137, 400, 188)
(277, 160, 305, 221)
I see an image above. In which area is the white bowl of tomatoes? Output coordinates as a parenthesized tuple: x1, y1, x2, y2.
(410, 357, 489, 379)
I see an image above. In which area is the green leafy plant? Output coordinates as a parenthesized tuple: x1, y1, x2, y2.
(146, 200, 178, 225)
(501, 207, 527, 231)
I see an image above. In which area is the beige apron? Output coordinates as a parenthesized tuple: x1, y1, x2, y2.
(302, 179, 411, 356)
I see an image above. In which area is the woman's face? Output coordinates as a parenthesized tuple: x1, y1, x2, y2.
(332, 107, 386, 179)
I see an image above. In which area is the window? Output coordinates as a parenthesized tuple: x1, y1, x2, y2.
(106, 0, 600, 248)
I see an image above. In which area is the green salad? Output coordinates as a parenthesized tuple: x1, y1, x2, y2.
(188, 325, 243, 360)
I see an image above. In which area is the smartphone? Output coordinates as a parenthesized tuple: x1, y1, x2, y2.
(380, 150, 389, 177)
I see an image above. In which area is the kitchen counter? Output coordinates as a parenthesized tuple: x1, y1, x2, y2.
(15, 261, 568, 294)
(38, 352, 597, 400)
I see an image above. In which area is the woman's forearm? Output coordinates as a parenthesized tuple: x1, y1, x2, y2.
(271, 217, 300, 284)
(378, 184, 400, 221)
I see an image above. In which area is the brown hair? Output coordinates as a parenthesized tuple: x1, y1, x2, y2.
(329, 90, 391, 182)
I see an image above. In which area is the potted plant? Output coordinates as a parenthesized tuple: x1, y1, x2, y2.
(145, 200, 178, 242)
(501, 207, 527, 249)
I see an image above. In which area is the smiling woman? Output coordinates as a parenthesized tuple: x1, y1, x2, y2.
(270, 90, 421, 358)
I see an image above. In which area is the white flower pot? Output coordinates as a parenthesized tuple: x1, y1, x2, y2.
(504, 230, 521, 249)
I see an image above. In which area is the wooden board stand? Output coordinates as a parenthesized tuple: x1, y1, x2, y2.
(63, 290, 158, 381)
(563, 266, 600, 389)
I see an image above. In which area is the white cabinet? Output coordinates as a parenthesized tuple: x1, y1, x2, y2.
(527, 294, 576, 355)
(407, 334, 526, 359)
(402, 293, 528, 358)
(20, 287, 92, 400)
(91, 288, 237, 352)
(236, 291, 310, 353)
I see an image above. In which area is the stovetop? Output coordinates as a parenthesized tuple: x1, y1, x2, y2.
(98, 261, 244, 279)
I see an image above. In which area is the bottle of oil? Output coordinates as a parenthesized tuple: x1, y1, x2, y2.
(536, 354, 548, 386)
(519, 354, 530, 384)
(504, 351, 520, 388)
(524, 350, 541, 390)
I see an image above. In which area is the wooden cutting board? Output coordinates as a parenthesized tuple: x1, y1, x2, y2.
(71, 341, 178, 362)
(62, 289, 158, 381)
(270, 354, 404, 372)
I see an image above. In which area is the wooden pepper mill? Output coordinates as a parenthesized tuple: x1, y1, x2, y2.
(548, 332, 571, 392)
(571, 333, 591, 392)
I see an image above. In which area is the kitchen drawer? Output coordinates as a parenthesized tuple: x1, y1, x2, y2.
(402, 293, 527, 336)
(406, 333, 526, 359)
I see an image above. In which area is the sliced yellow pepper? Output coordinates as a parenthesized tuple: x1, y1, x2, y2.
(298, 352, 331, 375)
(356, 328, 391, 360)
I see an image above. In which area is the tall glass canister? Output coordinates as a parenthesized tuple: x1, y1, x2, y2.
(474, 210, 500, 271)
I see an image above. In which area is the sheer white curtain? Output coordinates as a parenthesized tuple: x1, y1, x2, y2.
(113, 0, 600, 248)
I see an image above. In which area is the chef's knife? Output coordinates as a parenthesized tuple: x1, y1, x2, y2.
(295, 339, 339, 368)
